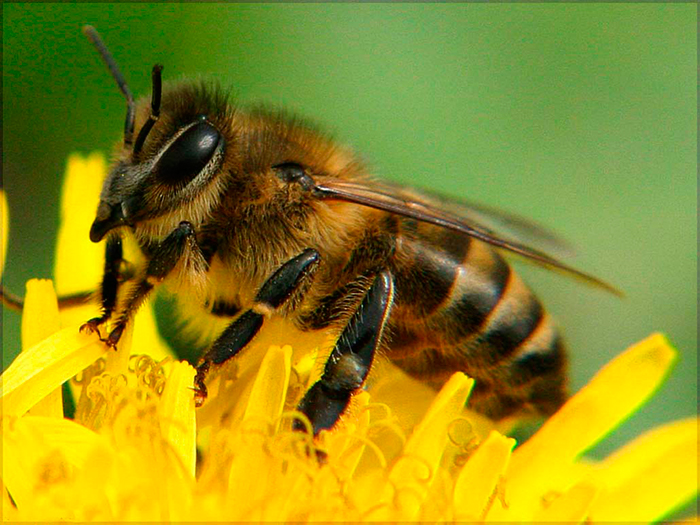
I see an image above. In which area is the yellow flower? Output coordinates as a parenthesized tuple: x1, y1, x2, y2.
(1, 189, 8, 278)
(0, 155, 697, 522)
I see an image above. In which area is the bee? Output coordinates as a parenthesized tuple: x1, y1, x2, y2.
(3, 26, 620, 436)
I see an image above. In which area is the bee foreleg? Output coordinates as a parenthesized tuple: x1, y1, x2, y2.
(193, 248, 320, 406)
(294, 270, 394, 436)
(80, 236, 125, 337)
(100, 221, 198, 348)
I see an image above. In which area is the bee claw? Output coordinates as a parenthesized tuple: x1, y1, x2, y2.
(192, 383, 208, 407)
(194, 392, 206, 408)
(187, 385, 206, 406)
(313, 447, 328, 466)
(80, 317, 106, 339)
(104, 324, 125, 350)
(193, 362, 209, 407)
(80, 318, 124, 351)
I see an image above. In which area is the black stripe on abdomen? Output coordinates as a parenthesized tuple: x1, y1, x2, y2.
(506, 323, 566, 385)
(393, 247, 459, 317)
(473, 272, 545, 366)
(392, 221, 476, 318)
(434, 242, 511, 344)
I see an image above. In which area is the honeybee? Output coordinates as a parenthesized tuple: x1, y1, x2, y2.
(3, 26, 620, 436)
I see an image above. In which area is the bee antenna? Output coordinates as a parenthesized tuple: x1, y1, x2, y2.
(133, 64, 164, 156)
(83, 25, 135, 147)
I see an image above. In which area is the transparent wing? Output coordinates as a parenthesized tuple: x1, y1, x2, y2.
(372, 180, 578, 257)
(412, 187, 577, 257)
(313, 179, 621, 296)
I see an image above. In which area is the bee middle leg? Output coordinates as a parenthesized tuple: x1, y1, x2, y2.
(193, 248, 321, 406)
(294, 270, 394, 436)
(92, 221, 200, 348)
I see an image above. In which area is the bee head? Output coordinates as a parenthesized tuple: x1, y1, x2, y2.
(84, 26, 228, 242)
(90, 106, 227, 242)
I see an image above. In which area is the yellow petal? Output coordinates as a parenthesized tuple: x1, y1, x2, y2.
(159, 360, 197, 478)
(0, 189, 7, 277)
(243, 345, 292, 429)
(103, 323, 134, 376)
(227, 444, 274, 519)
(71, 438, 117, 519)
(1, 416, 54, 510)
(22, 279, 61, 349)
(1, 478, 18, 522)
(3, 415, 101, 470)
(22, 279, 64, 418)
(224, 346, 294, 519)
(54, 153, 106, 296)
(532, 481, 599, 523)
(59, 300, 174, 365)
(268, 470, 313, 522)
(497, 334, 676, 517)
(132, 299, 175, 361)
(375, 373, 474, 520)
(368, 360, 441, 436)
(53, 153, 105, 332)
(589, 417, 699, 522)
(1, 415, 101, 510)
(400, 373, 474, 474)
(454, 430, 515, 520)
(327, 390, 371, 479)
(0, 326, 106, 417)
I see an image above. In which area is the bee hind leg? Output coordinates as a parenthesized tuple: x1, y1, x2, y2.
(294, 270, 394, 436)
(194, 248, 321, 406)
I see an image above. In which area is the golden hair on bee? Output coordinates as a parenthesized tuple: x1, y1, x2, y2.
(2, 26, 621, 437)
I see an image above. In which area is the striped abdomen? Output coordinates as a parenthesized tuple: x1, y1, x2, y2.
(386, 218, 567, 421)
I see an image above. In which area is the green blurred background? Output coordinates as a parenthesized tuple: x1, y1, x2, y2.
(2, 1, 696, 478)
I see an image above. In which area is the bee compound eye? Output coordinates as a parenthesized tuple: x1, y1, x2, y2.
(155, 121, 222, 186)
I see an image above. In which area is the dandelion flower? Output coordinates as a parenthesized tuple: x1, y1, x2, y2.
(0, 156, 697, 521)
